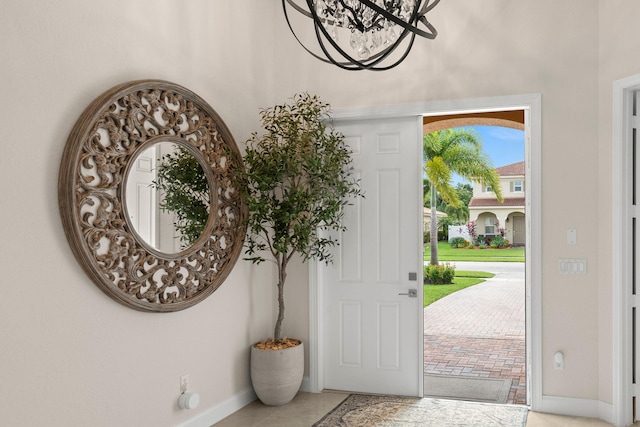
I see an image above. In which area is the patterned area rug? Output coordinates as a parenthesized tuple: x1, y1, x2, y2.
(313, 394, 528, 427)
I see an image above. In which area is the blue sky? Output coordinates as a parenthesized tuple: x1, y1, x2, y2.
(451, 125, 525, 186)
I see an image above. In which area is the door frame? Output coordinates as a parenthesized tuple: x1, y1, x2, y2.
(308, 93, 542, 411)
(612, 73, 640, 427)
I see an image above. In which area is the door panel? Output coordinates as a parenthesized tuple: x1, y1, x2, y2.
(322, 116, 423, 397)
(513, 215, 525, 246)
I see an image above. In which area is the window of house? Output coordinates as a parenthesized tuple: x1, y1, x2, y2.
(485, 217, 496, 235)
(513, 180, 523, 192)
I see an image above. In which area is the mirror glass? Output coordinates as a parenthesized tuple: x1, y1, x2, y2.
(125, 141, 211, 254)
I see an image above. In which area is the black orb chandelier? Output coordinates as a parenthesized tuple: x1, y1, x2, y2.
(282, 0, 440, 71)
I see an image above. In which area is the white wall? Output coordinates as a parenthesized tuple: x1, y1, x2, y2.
(4, 0, 640, 425)
(276, 0, 602, 404)
(0, 2, 278, 426)
(597, 0, 640, 408)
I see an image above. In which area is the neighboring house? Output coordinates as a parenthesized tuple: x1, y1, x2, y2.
(423, 207, 447, 236)
(468, 161, 526, 246)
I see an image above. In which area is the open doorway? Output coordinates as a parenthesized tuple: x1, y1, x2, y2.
(422, 111, 528, 406)
(310, 94, 541, 411)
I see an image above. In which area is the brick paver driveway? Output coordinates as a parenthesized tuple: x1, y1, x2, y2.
(423, 261, 526, 405)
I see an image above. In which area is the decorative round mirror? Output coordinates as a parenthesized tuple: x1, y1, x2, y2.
(59, 80, 247, 312)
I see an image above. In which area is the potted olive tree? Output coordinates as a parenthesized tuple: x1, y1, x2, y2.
(240, 93, 363, 406)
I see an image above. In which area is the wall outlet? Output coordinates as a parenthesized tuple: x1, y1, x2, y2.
(180, 375, 190, 393)
(554, 352, 564, 370)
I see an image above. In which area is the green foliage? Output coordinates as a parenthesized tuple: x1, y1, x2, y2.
(424, 270, 494, 307)
(239, 93, 364, 341)
(425, 231, 448, 243)
(154, 145, 210, 248)
(424, 263, 456, 284)
(425, 156, 461, 208)
(449, 237, 468, 248)
(455, 183, 473, 205)
(241, 93, 363, 265)
(424, 241, 525, 262)
(455, 270, 495, 279)
(424, 176, 472, 225)
(490, 235, 507, 248)
(444, 204, 468, 225)
(424, 128, 503, 266)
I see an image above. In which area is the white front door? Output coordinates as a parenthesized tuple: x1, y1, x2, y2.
(126, 144, 158, 247)
(321, 116, 423, 396)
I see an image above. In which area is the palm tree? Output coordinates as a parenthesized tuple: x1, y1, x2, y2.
(424, 128, 503, 265)
(444, 203, 469, 224)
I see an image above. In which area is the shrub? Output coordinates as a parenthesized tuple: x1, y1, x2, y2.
(424, 263, 456, 284)
(466, 220, 477, 243)
(490, 235, 507, 248)
(449, 237, 467, 248)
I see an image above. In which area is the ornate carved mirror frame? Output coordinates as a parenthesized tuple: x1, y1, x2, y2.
(59, 80, 246, 312)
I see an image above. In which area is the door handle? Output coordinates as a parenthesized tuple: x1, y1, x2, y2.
(398, 289, 417, 298)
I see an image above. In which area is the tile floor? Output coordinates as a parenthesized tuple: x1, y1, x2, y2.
(212, 391, 623, 426)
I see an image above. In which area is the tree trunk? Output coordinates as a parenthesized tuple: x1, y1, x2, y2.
(430, 189, 439, 266)
(274, 255, 288, 342)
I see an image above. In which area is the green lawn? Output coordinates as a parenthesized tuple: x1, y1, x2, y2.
(424, 241, 525, 262)
(424, 270, 494, 307)
(422, 241, 523, 307)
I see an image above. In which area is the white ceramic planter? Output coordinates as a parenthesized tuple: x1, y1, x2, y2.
(250, 341, 304, 406)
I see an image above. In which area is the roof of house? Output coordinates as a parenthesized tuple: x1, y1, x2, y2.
(468, 197, 525, 207)
(423, 208, 447, 217)
(495, 161, 525, 176)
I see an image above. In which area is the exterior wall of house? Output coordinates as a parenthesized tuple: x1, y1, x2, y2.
(422, 209, 447, 235)
(468, 171, 526, 244)
(470, 174, 525, 201)
(4, 0, 640, 425)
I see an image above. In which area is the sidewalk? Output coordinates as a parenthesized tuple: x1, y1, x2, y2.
(423, 261, 526, 405)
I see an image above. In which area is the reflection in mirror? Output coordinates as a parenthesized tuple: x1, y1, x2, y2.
(126, 142, 210, 254)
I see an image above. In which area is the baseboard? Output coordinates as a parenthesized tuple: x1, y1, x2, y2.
(300, 375, 311, 393)
(178, 376, 312, 427)
(177, 387, 257, 427)
(539, 395, 614, 425)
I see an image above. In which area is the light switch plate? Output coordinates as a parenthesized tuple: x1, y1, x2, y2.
(559, 258, 587, 275)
